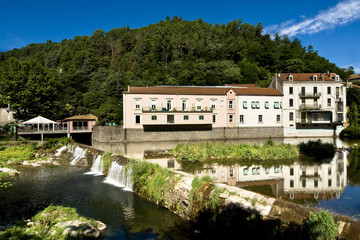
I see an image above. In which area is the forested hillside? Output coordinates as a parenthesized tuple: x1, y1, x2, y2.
(0, 17, 354, 123)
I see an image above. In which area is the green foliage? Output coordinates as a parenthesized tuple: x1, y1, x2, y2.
(101, 152, 113, 173)
(172, 141, 299, 163)
(42, 137, 72, 150)
(305, 211, 337, 240)
(0, 18, 354, 122)
(0, 145, 37, 164)
(340, 126, 360, 139)
(298, 140, 336, 159)
(128, 160, 178, 203)
(0, 205, 99, 240)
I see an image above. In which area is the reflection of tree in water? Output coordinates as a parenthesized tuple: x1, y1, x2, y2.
(348, 149, 360, 185)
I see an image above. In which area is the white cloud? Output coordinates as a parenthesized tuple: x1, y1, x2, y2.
(264, 0, 360, 37)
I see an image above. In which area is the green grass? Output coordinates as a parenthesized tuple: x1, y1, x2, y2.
(305, 211, 337, 240)
(102, 152, 113, 173)
(172, 140, 299, 165)
(129, 160, 179, 203)
(0, 145, 37, 164)
(0, 205, 100, 240)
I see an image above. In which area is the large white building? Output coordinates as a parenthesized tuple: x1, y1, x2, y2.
(270, 73, 346, 137)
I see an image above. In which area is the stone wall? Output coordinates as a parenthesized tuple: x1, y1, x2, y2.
(92, 126, 284, 143)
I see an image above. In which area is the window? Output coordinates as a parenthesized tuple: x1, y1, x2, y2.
(199, 115, 204, 120)
(276, 115, 280, 122)
(258, 115, 263, 123)
(328, 179, 332, 187)
(327, 87, 331, 94)
(328, 167, 332, 175)
(251, 101, 256, 109)
(314, 179, 318, 188)
(151, 115, 157, 121)
(265, 101, 269, 109)
(229, 114, 234, 123)
(166, 99, 172, 110)
(290, 180, 294, 188)
(289, 87, 293, 94)
(274, 102, 280, 109)
(135, 115, 141, 124)
(252, 168, 257, 175)
(184, 115, 189, 120)
(196, 99, 202, 110)
(135, 99, 141, 109)
(229, 168, 234, 178)
(290, 168, 294, 176)
(335, 75, 340, 81)
(313, 87, 318, 95)
(302, 179, 306, 187)
(274, 167, 280, 173)
(243, 101, 247, 109)
(151, 99, 157, 110)
(228, 100, 234, 109)
(243, 168, 248, 176)
(313, 74, 317, 81)
(182, 99, 187, 111)
(265, 168, 270, 174)
(289, 74, 293, 81)
(167, 115, 174, 123)
(289, 99, 293, 107)
(211, 99, 216, 109)
(289, 112, 294, 121)
(212, 114, 216, 123)
(255, 101, 260, 109)
(239, 115, 244, 123)
(327, 98, 331, 107)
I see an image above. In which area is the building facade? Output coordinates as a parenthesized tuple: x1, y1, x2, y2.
(122, 85, 283, 131)
(270, 73, 346, 137)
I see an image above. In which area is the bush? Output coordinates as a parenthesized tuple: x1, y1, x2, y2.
(305, 211, 337, 240)
(340, 126, 360, 139)
(102, 152, 113, 173)
(298, 140, 335, 159)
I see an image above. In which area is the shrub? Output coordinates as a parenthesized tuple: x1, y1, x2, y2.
(298, 140, 335, 159)
(102, 152, 113, 173)
(340, 126, 360, 139)
(305, 211, 337, 240)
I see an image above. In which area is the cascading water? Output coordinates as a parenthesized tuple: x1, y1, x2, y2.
(85, 155, 103, 176)
(104, 161, 133, 191)
(54, 146, 66, 157)
(69, 146, 87, 165)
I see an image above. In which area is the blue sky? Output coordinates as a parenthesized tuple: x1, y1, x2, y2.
(1, 0, 360, 73)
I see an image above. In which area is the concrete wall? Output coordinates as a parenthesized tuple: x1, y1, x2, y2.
(92, 126, 284, 143)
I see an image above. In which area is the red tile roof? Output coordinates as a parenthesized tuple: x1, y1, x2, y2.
(124, 86, 282, 96)
(226, 84, 259, 88)
(62, 114, 98, 121)
(277, 73, 339, 82)
(348, 74, 360, 81)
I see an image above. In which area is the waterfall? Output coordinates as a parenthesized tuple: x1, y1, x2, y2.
(55, 146, 67, 157)
(85, 155, 103, 176)
(69, 146, 87, 165)
(104, 161, 133, 191)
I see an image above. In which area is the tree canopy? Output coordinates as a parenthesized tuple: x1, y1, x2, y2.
(0, 17, 354, 123)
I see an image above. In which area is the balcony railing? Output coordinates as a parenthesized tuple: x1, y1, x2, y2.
(299, 92, 321, 98)
(299, 104, 322, 110)
(142, 107, 213, 113)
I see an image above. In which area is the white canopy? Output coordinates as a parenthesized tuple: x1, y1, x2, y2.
(22, 116, 56, 125)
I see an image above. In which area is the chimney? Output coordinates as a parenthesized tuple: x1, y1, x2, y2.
(321, 73, 324, 81)
(127, 85, 130, 92)
(326, 71, 330, 77)
(275, 73, 278, 89)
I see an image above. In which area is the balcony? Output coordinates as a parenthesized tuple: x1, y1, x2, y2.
(299, 92, 321, 98)
(142, 107, 213, 113)
(299, 104, 322, 110)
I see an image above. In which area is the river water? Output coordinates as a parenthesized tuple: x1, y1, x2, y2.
(0, 164, 189, 239)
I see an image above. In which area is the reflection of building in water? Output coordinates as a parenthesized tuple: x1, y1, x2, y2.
(195, 151, 347, 201)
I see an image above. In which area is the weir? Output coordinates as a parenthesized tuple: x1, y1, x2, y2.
(68, 145, 87, 165)
(104, 161, 133, 191)
(85, 155, 103, 176)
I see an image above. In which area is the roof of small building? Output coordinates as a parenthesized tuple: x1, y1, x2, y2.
(124, 86, 282, 96)
(277, 73, 340, 82)
(348, 74, 360, 81)
(62, 114, 98, 122)
(22, 116, 56, 124)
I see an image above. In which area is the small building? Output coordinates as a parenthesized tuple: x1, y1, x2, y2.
(62, 114, 98, 133)
(348, 73, 360, 82)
